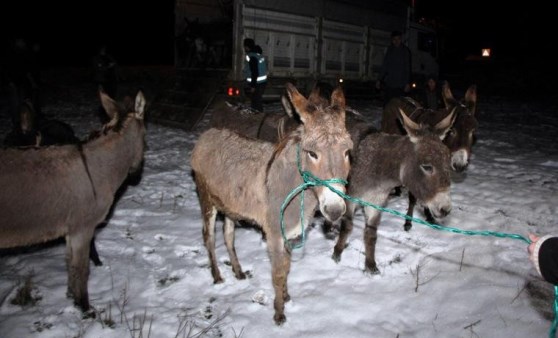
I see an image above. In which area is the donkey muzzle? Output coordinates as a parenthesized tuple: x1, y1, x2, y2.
(319, 184, 346, 223)
(424, 190, 452, 219)
(451, 149, 469, 173)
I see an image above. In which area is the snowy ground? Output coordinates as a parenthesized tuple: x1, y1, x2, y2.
(0, 69, 557, 338)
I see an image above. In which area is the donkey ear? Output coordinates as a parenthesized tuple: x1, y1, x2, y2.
(330, 86, 346, 110)
(464, 85, 477, 116)
(285, 82, 310, 123)
(19, 100, 36, 134)
(281, 94, 295, 118)
(330, 86, 346, 121)
(99, 89, 119, 128)
(435, 106, 457, 140)
(398, 108, 421, 143)
(441, 81, 454, 108)
(134, 90, 146, 120)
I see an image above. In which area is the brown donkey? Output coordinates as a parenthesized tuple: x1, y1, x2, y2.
(381, 82, 477, 230)
(332, 109, 454, 273)
(191, 83, 353, 325)
(382, 82, 478, 172)
(0, 90, 146, 312)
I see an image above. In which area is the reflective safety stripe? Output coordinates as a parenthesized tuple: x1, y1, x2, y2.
(246, 75, 267, 82)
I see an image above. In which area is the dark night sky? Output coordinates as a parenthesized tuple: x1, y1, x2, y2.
(417, 2, 540, 58)
(2, 0, 553, 95)
(2, 1, 176, 67)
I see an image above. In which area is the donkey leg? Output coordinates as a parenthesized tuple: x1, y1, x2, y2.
(268, 237, 292, 325)
(424, 207, 435, 224)
(404, 192, 417, 231)
(65, 232, 93, 312)
(89, 237, 103, 266)
(223, 217, 246, 280)
(195, 176, 224, 283)
(332, 211, 354, 263)
(202, 206, 223, 284)
(363, 207, 382, 274)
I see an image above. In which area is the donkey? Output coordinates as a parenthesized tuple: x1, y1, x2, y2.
(3, 99, 80, 147)
(382, 82, 478, 172)
(2, 99, 105, 266)
(191, 82, 353, 325)
(0, 89, 146, 312)
(211, 81, 371, 146)
(331, 109, 454, 273)
(381, 82, 478, 230)
(209, 97, 299, 143)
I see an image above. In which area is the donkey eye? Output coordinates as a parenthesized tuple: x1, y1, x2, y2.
(420, 164, 433, 174)
(307, 151, 318, 160)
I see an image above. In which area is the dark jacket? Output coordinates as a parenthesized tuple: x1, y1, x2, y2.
(417, 86, 443, 110)
(380, 44, 411, 89)
(531, 235, 558, 285)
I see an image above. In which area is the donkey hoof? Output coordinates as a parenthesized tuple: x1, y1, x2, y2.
(235, 271, 247, 280)
(404, 222, 413, 231)
(331, 252, 342, 263)
(274, 313, 287, 326)
(82, 308, 97, 319)
(213, 277, 224, 284)
(364, 265, 380, 275)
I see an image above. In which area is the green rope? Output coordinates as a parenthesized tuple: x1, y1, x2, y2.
(552, 285, 558, 338)
(280, 144, 556, 337)
(279, 145, 347, 250)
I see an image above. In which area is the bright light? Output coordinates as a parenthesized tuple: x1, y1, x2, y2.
(482, 48, 491, 57)
(338, 78, 344, 83)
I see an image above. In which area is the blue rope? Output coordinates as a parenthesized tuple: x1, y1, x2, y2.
(280, 144, 556, 337)
(552, 285, 558, 338)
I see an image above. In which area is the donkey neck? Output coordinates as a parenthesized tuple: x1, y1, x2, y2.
(83, 120, 143, 195)
(265, 136, 318, 233)
(357, 133, 415, 185)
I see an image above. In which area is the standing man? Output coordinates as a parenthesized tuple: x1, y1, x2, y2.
(243, 38, 268, 112)
(376, 30, 411, 106)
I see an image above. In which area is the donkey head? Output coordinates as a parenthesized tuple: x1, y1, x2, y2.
(285, 82, 353, 223)
(99, 89, 147, 177)
(441, 83, 478, 172)
(398, 109, 453, 219)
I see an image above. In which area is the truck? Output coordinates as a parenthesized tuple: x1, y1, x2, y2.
(173, 0, 438, 105)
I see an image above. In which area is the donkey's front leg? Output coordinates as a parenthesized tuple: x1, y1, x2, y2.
(332, 209, 354, 263)
(404, 192, 417, 231)
(268, 238, 292, 325)
(363, 206, 382, 274)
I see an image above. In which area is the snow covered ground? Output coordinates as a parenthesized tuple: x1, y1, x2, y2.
(0, 71, 557, 338)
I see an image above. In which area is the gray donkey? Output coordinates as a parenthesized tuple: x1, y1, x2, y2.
(190, 82, 353, 325)
(0, 90, 146, 312)
(381, 82, 477, 230)
(332, 108, 454, 273)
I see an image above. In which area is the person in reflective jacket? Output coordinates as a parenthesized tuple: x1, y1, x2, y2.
(243, 38, 268, 112)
